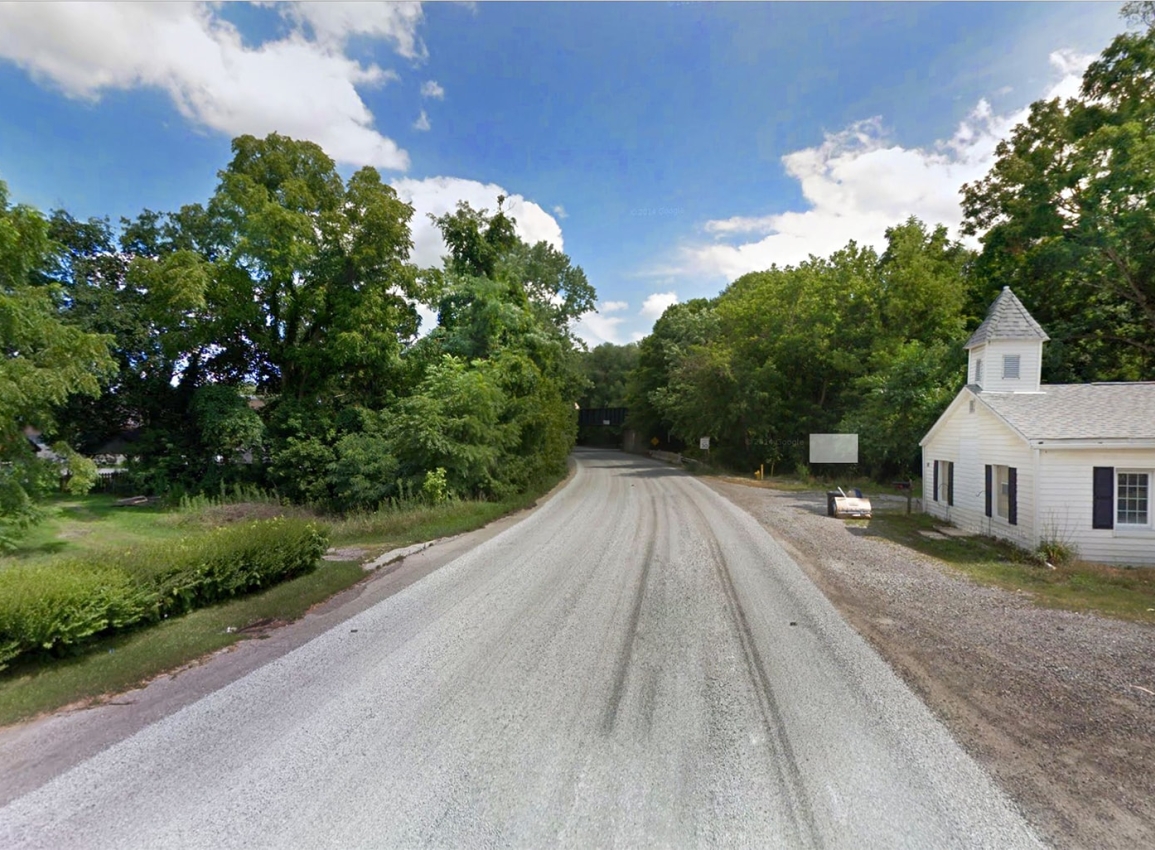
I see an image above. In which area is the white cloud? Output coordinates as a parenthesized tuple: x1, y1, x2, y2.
(553, 204, 568, 219)
(282, 2, 427, 60)
(0, 2, 418, 170)
(703, 215, 778, 236)
(414, 110, 431, 132)
(572, 300, 631, 345)
(640, 292, 679, 320)
(420, 79, 445, 99)
(390, 176, 564, 268)
(573, 312, 628, 347)
(675, 49, 1096, 283)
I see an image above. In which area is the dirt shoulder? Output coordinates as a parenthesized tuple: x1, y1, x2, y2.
(706, 477, 1155, 850)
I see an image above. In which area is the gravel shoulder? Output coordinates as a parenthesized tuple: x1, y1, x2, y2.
(706, 477, 1155, 849)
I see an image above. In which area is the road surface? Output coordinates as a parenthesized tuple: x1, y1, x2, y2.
(0, 450, 1041, 848)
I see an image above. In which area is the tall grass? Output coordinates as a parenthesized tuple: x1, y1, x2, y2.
(326, 467, 565, 546)
(176, 482, 282, 514)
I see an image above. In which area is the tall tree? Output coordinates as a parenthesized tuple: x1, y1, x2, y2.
(406, 200, 592, 497)
(48, 208, 212, 459)
(840, 219, 972, 477)
(962, 23, 1155, 381)
(625, 298, 720, 449)
(578, 342, 639, 409)
(625, 219, 974, 476)
(209, 133, 420, 404)
(0, 183, 115, 544)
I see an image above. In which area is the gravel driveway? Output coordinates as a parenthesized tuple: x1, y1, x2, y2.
(707, 477, 1155, 850)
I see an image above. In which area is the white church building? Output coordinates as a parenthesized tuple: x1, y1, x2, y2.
(919, 287, 1155, 566)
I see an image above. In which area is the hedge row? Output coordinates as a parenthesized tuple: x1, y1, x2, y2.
(0, 518, 329, 670)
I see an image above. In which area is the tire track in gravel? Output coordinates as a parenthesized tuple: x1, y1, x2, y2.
(602, 493, 659, 734)
(684, 493, 822, 849)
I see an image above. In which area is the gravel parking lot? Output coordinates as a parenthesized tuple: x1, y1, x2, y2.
(707, 478, 1155, 850)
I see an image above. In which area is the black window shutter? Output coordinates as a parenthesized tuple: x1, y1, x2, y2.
(1092, 467, 1115, 529)
(1008, 467, 1018, 526)
(947, 462, 955, 506)
(985, 465, 992, 517)
(933, 462, 940, 502)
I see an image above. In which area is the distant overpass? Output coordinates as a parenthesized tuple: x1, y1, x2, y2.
(577, 407, 627, 427)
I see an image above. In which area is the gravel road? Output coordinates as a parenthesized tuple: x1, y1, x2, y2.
(0, 450, 1041, 849)
(706, 477, 1155, 849)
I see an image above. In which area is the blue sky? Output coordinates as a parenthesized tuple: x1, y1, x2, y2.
(0, 2, 1130, 344)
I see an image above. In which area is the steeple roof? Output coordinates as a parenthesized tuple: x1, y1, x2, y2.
(964, 286, 1049, 350)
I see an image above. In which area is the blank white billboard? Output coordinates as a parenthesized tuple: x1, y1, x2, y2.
(809, 433, 858, 464)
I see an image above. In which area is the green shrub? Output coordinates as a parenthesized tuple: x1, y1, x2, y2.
(1034, 521, 1080, 567)
(0, 518, 329, 670)
(1035, 536, 1080, 568)
(327, 432, 399, 512)
(0, 561, 154, 669)
(116, 518, 329, 615)
(421, 468, 450, 505)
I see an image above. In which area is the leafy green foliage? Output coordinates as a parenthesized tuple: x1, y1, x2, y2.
(627, 220, 974, 477)
(839, 340, 965, 475)
(578, 342, 638, 409)
(7, 133, 593, 522)
(0, 561, 151, 670)
(386, 355, 508, 497)
(626, 298, 719, 445)
(421, 468, 450, 505)
(192, 384, 264, 454)
(0, 517, 328, 670)
(0, 183, 116, 546)
(962, 25, 1155, 382)
(395, 199, 584, 500)
(210, 134, 419, 404)
(328, 430, 400, 511)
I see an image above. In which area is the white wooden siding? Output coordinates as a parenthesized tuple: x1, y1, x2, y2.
(968, 344, 985, 385)
(921, 391, 1035, 547)
(1037, 448, 1155, 566)
(968, 340, 1043, 393)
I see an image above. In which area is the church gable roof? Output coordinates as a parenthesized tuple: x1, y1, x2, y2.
(979, 383, 1155, 441)
(964, 286, 1049, 350)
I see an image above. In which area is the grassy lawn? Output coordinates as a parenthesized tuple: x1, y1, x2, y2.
(1, 485, 555, 567)
(863, 511, 1155, 625)
(3, 494, 191, 563)
(0, 471, 567, 727)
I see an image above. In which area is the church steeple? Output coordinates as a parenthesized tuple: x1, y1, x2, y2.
(964, 287, 1048, 393)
